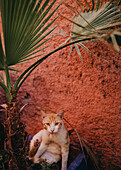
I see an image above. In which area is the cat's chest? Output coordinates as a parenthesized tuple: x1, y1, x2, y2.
(49, 133, 66, 145)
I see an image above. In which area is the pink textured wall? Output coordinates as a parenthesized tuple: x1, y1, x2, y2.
(0, 0, 121, 169)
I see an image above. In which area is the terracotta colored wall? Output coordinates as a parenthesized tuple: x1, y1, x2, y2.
(0, 1, 121, 169)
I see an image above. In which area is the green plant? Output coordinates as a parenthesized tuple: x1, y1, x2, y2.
(0, 0, 120, 169)
(0, 0, 61, 102)
(0, 0, 120, 103)
(62, 0, 121, 61)
(0, 0, 61, 169)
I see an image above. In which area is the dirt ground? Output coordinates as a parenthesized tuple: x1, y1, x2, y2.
(0, 0, 121, 169)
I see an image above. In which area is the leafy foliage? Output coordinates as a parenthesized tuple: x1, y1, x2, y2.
(0, 0, 120, 102)
(0, 1, 120, 168)
(0, 0, 59, 69)
(62, 0, 121, 61)
(0, 0, 60, 102)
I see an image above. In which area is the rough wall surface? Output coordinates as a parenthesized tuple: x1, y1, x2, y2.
(0, 0, 121, 169)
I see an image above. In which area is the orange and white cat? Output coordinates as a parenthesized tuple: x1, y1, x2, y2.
(29, 111, 70, 170)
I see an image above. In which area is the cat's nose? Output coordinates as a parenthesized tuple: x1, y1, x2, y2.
(51, 129, 54, 133)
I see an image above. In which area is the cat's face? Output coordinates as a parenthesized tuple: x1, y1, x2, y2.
(42, 111, 64, 134)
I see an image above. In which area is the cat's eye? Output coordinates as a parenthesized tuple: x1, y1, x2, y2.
(46, 123, 50, 126)
(55, 123, 59, 126)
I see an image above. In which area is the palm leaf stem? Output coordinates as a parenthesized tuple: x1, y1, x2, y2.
(17, 62, 40, 92)
(0, 1, 11, 90)
(0, 81, 12, 102)
(71, 27, 118, 40)
(71, 31, 94, 38)
(13, 37, 95, 93)
(0, 73, 5, 83)
(5, 65, 11, 90)
(0, 35, 4, 70)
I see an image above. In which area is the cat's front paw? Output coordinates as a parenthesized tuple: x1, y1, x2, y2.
(34, 139, 40, 148)
(29, 139, 40, 158)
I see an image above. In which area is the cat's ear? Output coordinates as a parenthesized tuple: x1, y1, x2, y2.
(41, 110, 46, 119)
(57, 110, 64, 118)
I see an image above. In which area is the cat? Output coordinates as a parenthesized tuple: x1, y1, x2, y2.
(29, 110, 70, 170)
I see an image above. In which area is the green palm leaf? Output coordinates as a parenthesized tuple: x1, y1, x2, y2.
(71, 3, 121, 39)
(63, 0, 121, 55)
(0, 0, 60, 69)
(0, 0, 61, 101)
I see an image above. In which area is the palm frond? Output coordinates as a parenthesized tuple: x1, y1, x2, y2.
(63, 0, 121, 60)
(0, 0, 62, 101)
(71, 2, 121, 40)
(0, 0, 60, 69)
